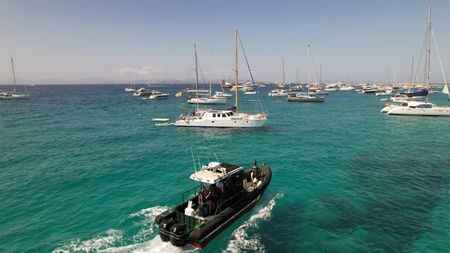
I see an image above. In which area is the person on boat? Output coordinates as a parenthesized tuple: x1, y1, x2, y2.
(250, 171, 259, 187)
(198, 185, 209, 216)
(206, 185, 215, 213)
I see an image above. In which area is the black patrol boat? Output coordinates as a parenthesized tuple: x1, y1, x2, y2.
(154, 160, 272, 248)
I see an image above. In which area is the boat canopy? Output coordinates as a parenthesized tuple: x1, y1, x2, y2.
(190, 162, 243, 184)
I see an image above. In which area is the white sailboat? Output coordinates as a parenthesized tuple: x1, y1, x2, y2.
(287, 45, 325, 102)
(186, 49, 227, 105)
(384, 7, 450, 116)
(0, 58, 30, 100)
(175, 29, 267, 128)
(268, 59, 289, 97)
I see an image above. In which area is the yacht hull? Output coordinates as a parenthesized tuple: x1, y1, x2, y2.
(387, 106, 450, 116)
(287, 95, 325, 102)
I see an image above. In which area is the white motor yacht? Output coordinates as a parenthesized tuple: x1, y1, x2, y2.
(385, 100, 450, 116)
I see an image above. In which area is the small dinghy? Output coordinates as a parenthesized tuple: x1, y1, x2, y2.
(154, 160, 272, 248)
(152, 118, 173, 126)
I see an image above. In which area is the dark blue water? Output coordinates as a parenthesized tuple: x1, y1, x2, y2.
(0, 84, 449, 252)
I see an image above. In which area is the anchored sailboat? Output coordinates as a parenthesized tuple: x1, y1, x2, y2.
(186, 48, 227, 105)
(0, 58, 30, 100)
(384, 7, 450, 116)
(287, 45, 325, 102)
(174, 29, 267, 128)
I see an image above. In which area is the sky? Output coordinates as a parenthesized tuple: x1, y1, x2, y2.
(0, 0, 449, 84)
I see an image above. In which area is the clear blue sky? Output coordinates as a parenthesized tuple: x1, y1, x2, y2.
(1, 0, 449, 84)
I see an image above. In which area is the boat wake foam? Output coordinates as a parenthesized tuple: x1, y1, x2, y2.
(53, 205, 197, 253)
(53, 229, 124, 253)
(223, 193, 284, 253)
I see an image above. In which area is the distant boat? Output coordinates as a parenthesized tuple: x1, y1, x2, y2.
(149, 91, 169, 100)
(175, 91, 183, 98)
(132, 87, 152, 97)
(375, 88, 394, 96)
(0, 58, 30, 100)
(339, 85, 355, 91)
(221, 80, 233, 89)
(152, 118, 173, 126)
(268, 89, 289, 97)
(399, 89, 428, 97)
(287, 45, 325, 102)
(186, 96, 226, 104)
(124, 84, 136, 92)
(212, 91, 232, 99)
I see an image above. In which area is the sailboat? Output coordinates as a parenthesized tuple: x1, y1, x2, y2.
(268, 59, 289, 97)
(287, 45, 325, 102)
(0, 58, 30, 100)
(186, 49, 227, 105)
(174, 29, 267, 128)
(384, 7, 450, 116)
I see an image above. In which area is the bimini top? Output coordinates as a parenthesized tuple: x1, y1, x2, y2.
(190, 162, 243, 184)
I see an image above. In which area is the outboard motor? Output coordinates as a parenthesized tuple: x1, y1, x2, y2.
(170, 223, 188, 247)
(159, 219, 176, 242)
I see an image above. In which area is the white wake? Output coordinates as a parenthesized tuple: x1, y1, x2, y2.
(223, 193, 284, 253)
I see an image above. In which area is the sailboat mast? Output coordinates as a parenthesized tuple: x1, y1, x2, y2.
(209, 48, 212, 97)
(425, 6, 432, 87)
(307, 44, 310, 96)
(194, 43, 200, 111)
(282, 58, 285, 85)
(11, 57, 16, 94)
(234, 29, 239, 113)
(409, 54, 415, 85)
(319, 62, 322, 84)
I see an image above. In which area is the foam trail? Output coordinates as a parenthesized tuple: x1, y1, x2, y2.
(100, 236, 197, 253)
(53, 206, 174, 253)
(223, 193, 284, 253)
(53, 229, 124, 253)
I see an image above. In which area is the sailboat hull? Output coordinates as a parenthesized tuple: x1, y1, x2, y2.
(0, 94, 30, 100)
(174, 118, 266, 128)
(186, 98, 227, 104)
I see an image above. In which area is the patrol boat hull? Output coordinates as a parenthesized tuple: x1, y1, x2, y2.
(155, 162, 272, 248)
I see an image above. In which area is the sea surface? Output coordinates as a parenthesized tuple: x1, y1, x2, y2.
(0, 84, 449, 253)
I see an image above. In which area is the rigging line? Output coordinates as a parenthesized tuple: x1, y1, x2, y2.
(309, 49, 320, 82)
(197, 64, 208, 86)
(238, 35, 265, 113)
(413, 28, 428, 85)
(214, 153, 220, 163)
(238, 36, 255, 86)
(190, 147, 197, 173)
(431, 29, 448, 86)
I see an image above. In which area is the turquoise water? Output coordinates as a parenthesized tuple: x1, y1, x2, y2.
(1, 84, 449, 253)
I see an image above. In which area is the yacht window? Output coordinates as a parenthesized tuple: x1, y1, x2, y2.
(213, 114, 216, 118)
(222, 114, 226, 117)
